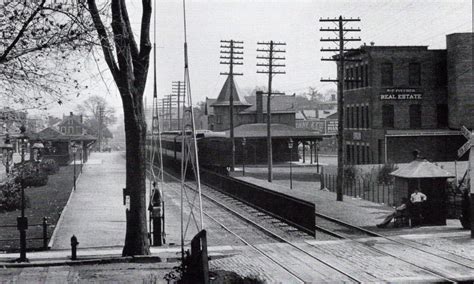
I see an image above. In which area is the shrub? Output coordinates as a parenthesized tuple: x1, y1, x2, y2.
(40, 158, 59, 175)
(0, 178, 30, 212)
(377, 163, 398, 185)
(13, 161, 49, 187)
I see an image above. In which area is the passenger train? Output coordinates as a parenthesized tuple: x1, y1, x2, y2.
(146, 130, 232, 173)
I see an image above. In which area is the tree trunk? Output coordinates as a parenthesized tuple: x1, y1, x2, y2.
(122, 94, 150, 256)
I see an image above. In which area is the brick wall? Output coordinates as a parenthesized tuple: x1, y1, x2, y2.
(447, 33, 474, 129)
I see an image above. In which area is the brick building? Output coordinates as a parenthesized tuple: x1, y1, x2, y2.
(206, 75, 296, 131)
(340, 32, 472, 164)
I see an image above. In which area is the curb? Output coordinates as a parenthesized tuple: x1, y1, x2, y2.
(47, 163, 84, 249)
(0, 253, 230, 268)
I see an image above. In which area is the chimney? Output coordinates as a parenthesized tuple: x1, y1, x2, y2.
(256, 91, 263, 123)
(70, 112, 73, 117)
(80, 115, 83, 123)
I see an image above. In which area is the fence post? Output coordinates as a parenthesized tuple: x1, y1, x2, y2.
(43, 217, 48, 250)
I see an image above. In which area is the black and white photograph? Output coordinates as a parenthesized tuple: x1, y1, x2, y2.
(0, 0, 473, 283)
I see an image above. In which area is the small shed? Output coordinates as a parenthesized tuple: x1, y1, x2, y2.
(390, 159, 454, 225)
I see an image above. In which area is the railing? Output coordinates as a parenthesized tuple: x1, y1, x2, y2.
(321, 174, 394, 206)
(201, 169, 315, 236)
(0, 217, 50, 251)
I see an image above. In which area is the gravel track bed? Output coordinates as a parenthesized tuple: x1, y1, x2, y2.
(315, 215, 374, 239)
(164, 180, 281, 246)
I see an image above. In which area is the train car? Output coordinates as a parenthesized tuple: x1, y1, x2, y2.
(146, 130, 232, 173)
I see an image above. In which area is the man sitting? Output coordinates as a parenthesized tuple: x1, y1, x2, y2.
(377, 198, 408, 228)
(410, 188, 427, 226)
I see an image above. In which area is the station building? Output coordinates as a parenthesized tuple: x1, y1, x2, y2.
(340, 32, 473, 164)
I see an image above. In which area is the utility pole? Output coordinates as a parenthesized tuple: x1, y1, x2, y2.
(97, 105, 104, 152)
(320, 16, 361, 201)
(220, 39, 243, 172)
(257, 41, 286, 182)
(171, 81, 185, 130)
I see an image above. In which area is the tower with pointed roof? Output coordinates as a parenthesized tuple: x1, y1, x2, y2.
(210, 75, 251, 131)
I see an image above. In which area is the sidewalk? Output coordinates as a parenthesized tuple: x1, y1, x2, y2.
(49, 152, 127, 249)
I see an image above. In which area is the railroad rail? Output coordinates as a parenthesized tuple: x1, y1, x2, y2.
(314, 211, 472, 282)
(151, 166, 365, 283)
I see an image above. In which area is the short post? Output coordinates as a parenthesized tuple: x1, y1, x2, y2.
(71, 235, 79, 260)
(42, 217, 48, 250)
(242, 138, 246, 177)
(288, 138, 293, 190)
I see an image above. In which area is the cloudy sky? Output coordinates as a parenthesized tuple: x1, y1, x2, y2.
(46, 0, 472, 118)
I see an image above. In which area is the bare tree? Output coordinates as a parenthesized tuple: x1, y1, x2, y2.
(76, 95, 116, 125)
(0, 0, 97, 110)
(86, 0, 152, 256)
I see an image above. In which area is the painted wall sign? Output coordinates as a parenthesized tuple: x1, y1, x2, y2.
(380, 88, 423, 100)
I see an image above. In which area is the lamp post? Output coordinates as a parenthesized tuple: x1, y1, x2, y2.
(17, 125, 28, 262)
(288, 138, 293, 190)
(1, 134, 14, 174)
(71, 143, 78, 191)
(242, 138, 246, 177)
(316, 141, 320, 173)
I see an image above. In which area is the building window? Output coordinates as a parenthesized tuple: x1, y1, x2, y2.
(350, 67, 354, 89)
(409, 104, 422, 129)
(346, 144, 351, 164)
(382, 105, 394, 128)
(68, 127, 73, 134)
(364, 105, 369, 128)
(381, 63, 393, 86)
(361, 106, 366, 129)
(364, 64, 369, 87)
(345, 106, 350, 127)
(355, 106, 360, 129)
(351, 106, 356, 128)
(355, 66, 359, 89)
(437, 104, 448, 128)
(61, 127, 66, 133)
(409, 62, 421, 86)
(216, 115, 222, 124)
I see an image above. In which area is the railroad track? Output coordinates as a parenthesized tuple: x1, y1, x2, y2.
(314, 211, 473, 282)
(150, 164, 472, 282)
(148, 166, 365, 282)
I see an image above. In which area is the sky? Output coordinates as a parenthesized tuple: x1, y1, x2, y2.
(43, 0, 472, 119)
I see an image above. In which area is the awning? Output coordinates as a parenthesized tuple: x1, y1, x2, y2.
(390, 159, 455, 179)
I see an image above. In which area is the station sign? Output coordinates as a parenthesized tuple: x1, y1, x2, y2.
(296, 119, 338, 135)
(380, 88, 423, 100)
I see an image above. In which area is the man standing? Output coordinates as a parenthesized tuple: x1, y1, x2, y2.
(410, 188, 427, 226)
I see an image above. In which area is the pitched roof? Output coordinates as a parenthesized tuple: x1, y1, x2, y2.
(211, 76, 251, 106)
(225, 123, 325, 139)
(240, 95, 295, 114)
(390, 159, 454, 179)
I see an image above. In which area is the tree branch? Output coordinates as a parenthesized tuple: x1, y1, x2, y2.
(0, 0, 47, 63)
(87, 0, 120, 81)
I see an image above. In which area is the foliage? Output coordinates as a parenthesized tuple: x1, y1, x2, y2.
(0, 178, 29, 212)
(40, 158, 59, 175)
(377, 163, 398, 185)
(0, 0, 100, 110)
(13, 161, 48, 187)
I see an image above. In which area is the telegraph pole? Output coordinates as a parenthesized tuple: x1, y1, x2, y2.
(97, 105, 104, 152)
(257, 41, 286, 182)
(220, 40, 243, 172)
(171, 81, 185, 131)
(320, 16, 361, 201)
